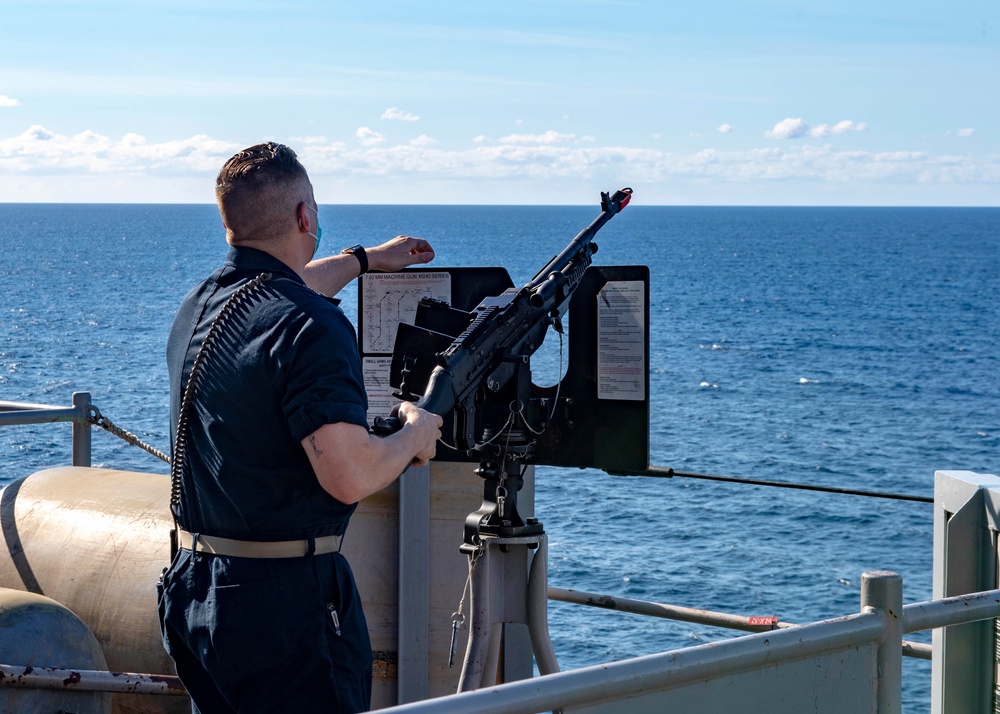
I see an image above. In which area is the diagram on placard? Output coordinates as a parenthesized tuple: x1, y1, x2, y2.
(361, 272, 451, 355)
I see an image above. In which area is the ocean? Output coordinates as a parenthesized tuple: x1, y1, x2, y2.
(2, 203, 998, 711)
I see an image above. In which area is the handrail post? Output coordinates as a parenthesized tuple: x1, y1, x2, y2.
(71, 391, 92, 467)
(862, 571, 903, 714)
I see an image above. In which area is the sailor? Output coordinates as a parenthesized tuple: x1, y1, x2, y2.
(159, 142, 442, 713)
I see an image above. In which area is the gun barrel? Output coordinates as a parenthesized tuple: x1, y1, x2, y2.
(527, 187, 632, 309)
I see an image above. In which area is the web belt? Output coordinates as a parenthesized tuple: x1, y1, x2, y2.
(177, 530, 342, 559)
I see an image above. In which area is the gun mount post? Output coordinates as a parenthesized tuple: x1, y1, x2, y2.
(457, 533, 558, 693)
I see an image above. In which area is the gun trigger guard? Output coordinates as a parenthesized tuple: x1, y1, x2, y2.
(372, 415, 401, 436)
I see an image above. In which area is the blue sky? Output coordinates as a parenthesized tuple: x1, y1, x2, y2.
(1, 0, 996, 205)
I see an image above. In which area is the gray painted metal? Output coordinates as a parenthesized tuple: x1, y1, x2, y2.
(379, 597, 886, 714)
(72, 391, 92, 467)
(457, 534, 559, 692)
(0, 400, 67, 412)
(549, 586, 788, 633)
(526, 536, 558, 679)
(901, 641, 933, 660)
(397, 464, 430, 704)
(862, 571, 903, 714)
(0, 405, 85, 425)
(551, 585, 934, 660)
(380, 571, 1000, 714)
(932, 470, 1000, 713)
(0, 392, 93, 467)
(906, 588, 1000, 633)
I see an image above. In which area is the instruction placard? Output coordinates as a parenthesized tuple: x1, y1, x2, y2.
(597, 280, 646, 401)
(362, 356, 396, 424)
(361, 272, 451, 355)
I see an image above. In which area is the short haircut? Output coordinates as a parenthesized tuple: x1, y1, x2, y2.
(215, 142, 311, 245)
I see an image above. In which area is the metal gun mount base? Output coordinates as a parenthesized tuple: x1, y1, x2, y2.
(464, 440, 543, 544)
(456, 534, 559, 693)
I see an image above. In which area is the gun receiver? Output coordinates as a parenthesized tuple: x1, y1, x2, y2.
(373, 187, 632, 451)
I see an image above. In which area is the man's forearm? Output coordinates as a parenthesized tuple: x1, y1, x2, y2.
(303, 422, 427, 504)
(302, 254, 363, 296)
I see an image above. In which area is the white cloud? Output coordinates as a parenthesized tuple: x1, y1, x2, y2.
(768, 118, 866, 139)
(472, 134, 489, 144)
(718, 124, 733, 134)
(409, 134, 437, 147)
(380, 107, 420, 122)
(958, 128, 976, 138)
(0, 125, 237, 174)
(356, 127, 386, 146)
(831, 120, 866, 135)
(299, 141, 1000, 190)
(498, 130, 577, 145)
(766, 118, 810, 139)
(811, 120, 866, 137)
(0, 95, 21, 108)
(2, 125, 997, 204)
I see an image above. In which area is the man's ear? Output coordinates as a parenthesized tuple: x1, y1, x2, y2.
(296, 202, 309, 233)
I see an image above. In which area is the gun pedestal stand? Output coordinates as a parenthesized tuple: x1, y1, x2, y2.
(456, 533, 558, 691)
(456, 444, 559, 692)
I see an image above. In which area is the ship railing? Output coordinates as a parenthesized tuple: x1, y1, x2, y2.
(2, 573, 997, 711)
(377, 573, 1000, 714)
(548, 585, 933, 659)
(0, 392, 93, 467)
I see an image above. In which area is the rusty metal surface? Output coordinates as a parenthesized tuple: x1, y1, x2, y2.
(0, 664, 185, 696)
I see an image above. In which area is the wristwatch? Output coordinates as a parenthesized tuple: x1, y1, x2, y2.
(341, 244, 368, 276)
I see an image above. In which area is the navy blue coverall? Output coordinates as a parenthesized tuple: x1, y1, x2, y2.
(160, 246, 374, 713)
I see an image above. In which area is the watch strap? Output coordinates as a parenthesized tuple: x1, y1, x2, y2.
(341, 244, 368, 276)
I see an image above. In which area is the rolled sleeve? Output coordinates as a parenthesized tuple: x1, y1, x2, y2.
(288, 399, 369, 442)
(279, 294, 370, 442)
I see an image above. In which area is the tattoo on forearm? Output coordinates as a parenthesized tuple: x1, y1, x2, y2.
(309, 435, 324, 458)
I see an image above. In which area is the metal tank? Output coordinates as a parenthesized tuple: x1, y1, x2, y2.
(0, 467, 187, 714)
(0, 587, 112, 713)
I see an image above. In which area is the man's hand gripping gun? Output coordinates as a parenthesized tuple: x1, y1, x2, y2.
(372, 187, 632, 452)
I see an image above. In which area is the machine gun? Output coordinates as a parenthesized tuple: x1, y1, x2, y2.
(374, 187, 633, 543)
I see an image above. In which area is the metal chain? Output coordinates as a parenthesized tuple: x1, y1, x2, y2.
(86, 405, 171, 464)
